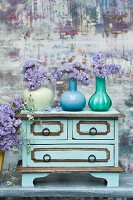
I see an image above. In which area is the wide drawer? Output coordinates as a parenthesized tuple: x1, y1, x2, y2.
(25, 144, 114, 167)
(73, 119, 114, 140)
(27, 119, 67, 140)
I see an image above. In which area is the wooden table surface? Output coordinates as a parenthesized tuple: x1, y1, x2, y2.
(0, 172, 133, 198)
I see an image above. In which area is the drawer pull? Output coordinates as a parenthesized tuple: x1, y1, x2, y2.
(43, 154, 51, 162)
(89, 127, 97, 135)
(88, 155, 96, 163)
(42, 128, 50, 136)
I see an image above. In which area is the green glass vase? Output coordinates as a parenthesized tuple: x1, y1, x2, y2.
(88, 77, 112, 111)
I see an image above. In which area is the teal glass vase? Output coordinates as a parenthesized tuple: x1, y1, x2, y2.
(88, 77, 112, 111)
(60, 78, 86, 111)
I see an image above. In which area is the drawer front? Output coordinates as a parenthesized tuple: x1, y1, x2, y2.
(26, 145, 114, 167)
(73, 119, 114, 140)
(27, 119, 67, 140)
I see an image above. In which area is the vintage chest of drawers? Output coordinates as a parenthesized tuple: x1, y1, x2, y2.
(17, 108, 124, 187)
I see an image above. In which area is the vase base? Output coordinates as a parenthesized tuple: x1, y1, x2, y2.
(89, 106, 111, 112)
(61, 108, 84, 112)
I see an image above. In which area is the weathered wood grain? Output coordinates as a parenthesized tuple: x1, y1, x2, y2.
(19, 108, 125, 119)
(16, 160, 123, 173)
(19, 113, 125, 119)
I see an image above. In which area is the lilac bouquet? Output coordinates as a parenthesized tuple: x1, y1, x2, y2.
(92, 52, 121, 78)
(23, 60, 55, 91)
(0, 97, 23, 151)
(54, 61, 89, 86)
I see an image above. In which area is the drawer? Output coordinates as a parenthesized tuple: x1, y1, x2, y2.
(73, 119, 114, 140)
(25, 144, 114, 167)
(27, 119, 67, 140)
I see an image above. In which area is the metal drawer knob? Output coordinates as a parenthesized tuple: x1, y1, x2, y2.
(88, 155, 96, 163)
(89, 127, 97, 135)
(42, 128, 50, 136)
(43, 154, 51, 162)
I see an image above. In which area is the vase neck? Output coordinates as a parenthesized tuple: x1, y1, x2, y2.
(68, 78, 77, 91)
(95, 77, 106, 92)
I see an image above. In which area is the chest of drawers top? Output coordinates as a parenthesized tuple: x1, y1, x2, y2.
(20, 108, 124, 119)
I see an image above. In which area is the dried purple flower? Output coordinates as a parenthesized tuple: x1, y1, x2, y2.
(105, 63, 121, 74)
(0, 97, 23, 151)
(23, 60, 55, 90)
(23, 60, 41, 73)
(44, 106, 52, 112)
(92, 52, 121, 78)
(54, 61, 89, 86)
(56, 106, 62, 112)
(11, 97, 23, 112)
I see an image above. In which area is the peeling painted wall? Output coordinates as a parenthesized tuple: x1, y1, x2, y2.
(0, 0, 133, 176)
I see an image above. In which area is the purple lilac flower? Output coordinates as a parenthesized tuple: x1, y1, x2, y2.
(92, 52, 121, 78)
(50, 77, 56, 85)
(0, 134, 21, 151)
(23, 60, 54, 90)
(105, 63, 121, 74)
(11, 97, 23, 112)
(93, 67, 106, 78)
(0, 103, 15, 119)
(24, 68, 45, 90)
(56, 106, 62, 112)
(14, 119, 21, 127)
(43, 70, 52, 79)
(73, 62, 88, 69)
(54, 70, 62, 80)
(0, 97, 23, 151)
(54, 61, 89, 86)
(23, 60, 41, 73)
(44, 106, 52, 112)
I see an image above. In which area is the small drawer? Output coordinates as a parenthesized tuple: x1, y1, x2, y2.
(73, 119, 114, 140)
(25, 144, 114, 167)
(27, 119, 67, 140)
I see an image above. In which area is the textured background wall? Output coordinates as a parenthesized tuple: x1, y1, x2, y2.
(0, 0, 133, 188)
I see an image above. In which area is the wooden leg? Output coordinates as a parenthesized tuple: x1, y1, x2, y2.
(90, 172, 119, 187)
(22, 173, 50, 187)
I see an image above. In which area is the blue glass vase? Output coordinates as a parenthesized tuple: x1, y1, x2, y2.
(60, 78, 86, 111)
(88, 77, 112, 111)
